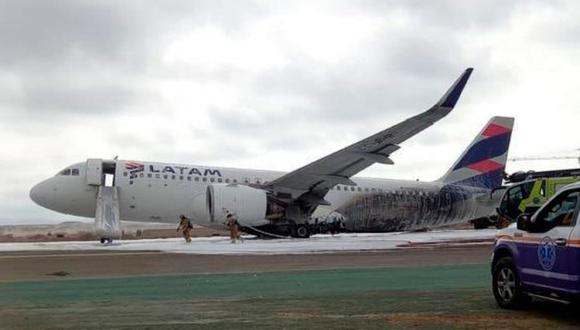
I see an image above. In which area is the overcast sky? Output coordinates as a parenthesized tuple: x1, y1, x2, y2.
(1, 0, 580, 224)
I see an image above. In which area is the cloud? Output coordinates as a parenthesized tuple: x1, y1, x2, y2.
(1, 0, 580, 223)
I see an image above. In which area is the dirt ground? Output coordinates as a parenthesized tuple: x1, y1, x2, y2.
(1, 244, 578, 329)
(0, 244, 493, 281)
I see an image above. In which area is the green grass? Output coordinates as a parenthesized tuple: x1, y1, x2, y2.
(1, 264, 578, 329)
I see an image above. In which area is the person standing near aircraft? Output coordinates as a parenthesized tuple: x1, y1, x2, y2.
(226, 213, 241, 243)
(177, 215, 193, 243)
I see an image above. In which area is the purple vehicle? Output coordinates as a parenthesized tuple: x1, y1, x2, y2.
(492, 182, 580, 308)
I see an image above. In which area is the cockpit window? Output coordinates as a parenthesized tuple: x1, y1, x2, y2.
(59, 169, 71, 176)
(71, 168, 80, 176)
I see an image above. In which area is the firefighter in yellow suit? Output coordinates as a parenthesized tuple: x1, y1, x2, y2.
(226, 214, 242, 243)
(177, 215, 193, 243)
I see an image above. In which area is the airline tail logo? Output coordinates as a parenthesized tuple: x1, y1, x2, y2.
(441, 117, 514, 189)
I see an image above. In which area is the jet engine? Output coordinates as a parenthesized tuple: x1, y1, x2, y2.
(192, 184, 272, 227)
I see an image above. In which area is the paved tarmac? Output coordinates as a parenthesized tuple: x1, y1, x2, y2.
(1, 244, 579, 329)
(0, 244, 492, 281)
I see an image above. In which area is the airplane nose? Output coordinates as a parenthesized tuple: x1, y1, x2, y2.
(29, 180, 50, 207)
(29, 183, 41, 205)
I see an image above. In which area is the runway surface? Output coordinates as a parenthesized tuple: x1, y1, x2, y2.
(0, 245, 492, 282)
(0, 229, 496, 255)
(1, 229, 577, 329)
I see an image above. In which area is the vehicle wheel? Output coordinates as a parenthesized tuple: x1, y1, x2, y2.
(492, 256, 529, 309)
(293, 224, 310, 238)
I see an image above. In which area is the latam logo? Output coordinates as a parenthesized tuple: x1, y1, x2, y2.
(482, 123, 511, 138)
(125, 161, 145, 173)
(124, 162, 222, 177)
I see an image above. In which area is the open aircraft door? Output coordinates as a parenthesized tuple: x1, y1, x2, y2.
(86, 158, 103, 186)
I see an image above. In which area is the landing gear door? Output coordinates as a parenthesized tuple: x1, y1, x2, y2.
(86, 158, 103, 186)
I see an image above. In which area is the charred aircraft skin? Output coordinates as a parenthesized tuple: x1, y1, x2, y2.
(335, 184, 494, 232)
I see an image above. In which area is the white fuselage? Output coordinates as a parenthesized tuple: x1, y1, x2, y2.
(30, 159, 498, 232)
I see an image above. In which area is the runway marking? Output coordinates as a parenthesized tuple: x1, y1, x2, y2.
(0, 251, 165, 259)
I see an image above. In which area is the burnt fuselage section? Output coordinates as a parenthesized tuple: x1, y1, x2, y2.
(335, 184, 496, 232)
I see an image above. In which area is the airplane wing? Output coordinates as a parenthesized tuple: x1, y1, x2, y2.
(265, 68, 473, 205)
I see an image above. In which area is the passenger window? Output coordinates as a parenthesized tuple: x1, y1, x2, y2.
(225, 178, 230, 183)
(365, 188, 369, 192)
(147, 173, 152, 178)
(71, 169, 79, 176)
(123, 172, 128, 177)
(187, 176, 191, 181)
(210, 178, 215, 183)
(60, 169, 71, 176)
(155, 174, 160, 179)
(350, 187, 355, 192)
(163, 175, 168, 179)
(233, 179, 238, 183)
(218, 178, 223, 183)
(357, 187, 362, 192)
(171, 175, 176, 180)
(195, 177, 199, 182)
(202, 177, 207, 182)
(336, 186, 341, 191)
(534, 190, 580, 230)
(180, 176, 184, 180)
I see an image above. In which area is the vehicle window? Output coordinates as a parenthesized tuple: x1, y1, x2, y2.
(336, 186, 341, 191)
(225, 178, 230, 183)
(535, 190, 580, 229)
(71, 168, 79, 176)
(59, 169, 71, 176)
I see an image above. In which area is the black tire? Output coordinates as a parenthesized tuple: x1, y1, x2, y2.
(492, 256, 529, 309)
(293, 224, 310, 238)
(473, 217, 490, 229)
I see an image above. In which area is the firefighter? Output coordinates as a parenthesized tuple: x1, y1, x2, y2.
(226, 213, 242, 243)
(177, 215, 193, 243)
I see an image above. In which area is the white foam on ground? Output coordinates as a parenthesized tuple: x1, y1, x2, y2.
(0, 229, 497, 255)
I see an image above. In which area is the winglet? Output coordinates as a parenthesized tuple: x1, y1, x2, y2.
(437, 68, 473, 108)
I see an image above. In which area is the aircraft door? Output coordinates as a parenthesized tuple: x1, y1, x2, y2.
(86, 158, 103, 186)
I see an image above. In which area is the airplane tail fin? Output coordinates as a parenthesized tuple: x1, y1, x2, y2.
(437, 116, 514, 189)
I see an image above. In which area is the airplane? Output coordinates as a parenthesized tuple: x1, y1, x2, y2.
(29, 68, 512, 241)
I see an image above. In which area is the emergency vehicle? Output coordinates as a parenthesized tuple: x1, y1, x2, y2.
(496, 169, 580, 225)
(492, 182, 580, 307)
